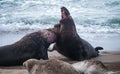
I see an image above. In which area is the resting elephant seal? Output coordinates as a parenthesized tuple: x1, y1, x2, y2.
(72, 60, 109, 74)
(0, 29, 57, 66)
(23, 59, 79, 74)
(72, 60, 118, 74)
(51, 7, 103, 61)
(23, 59, 113, 74)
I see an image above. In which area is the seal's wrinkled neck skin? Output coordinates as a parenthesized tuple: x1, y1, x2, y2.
(40, 30, 57, 43)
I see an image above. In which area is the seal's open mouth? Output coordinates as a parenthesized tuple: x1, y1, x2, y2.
(61, 11, 66, 19)
(61, 7, 70, 19)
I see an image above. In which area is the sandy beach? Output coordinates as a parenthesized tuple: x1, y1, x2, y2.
(0, 50, 120, 74)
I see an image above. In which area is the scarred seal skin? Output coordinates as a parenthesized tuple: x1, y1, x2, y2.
(0, 29, 57, 66)
(52, 7, 103, 61)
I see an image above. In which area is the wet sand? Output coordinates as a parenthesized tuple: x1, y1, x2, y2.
(95, 51, 120, 72)
(0, 51, 120, 74)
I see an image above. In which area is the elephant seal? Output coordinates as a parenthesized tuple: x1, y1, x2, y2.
(51, 7, 103, 61)
(0, 29, 57, 66)
(23, 59, 113, 74)
(72, 60, 117, 74)
(23, 59, 79, 74)
(72, 60, 109, 74)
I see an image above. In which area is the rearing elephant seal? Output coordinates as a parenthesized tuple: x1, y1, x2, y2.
(0, 29, 57, 66)
(52, 7, 103, 61)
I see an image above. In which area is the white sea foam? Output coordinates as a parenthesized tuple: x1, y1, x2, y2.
(0, 0, 120, 51)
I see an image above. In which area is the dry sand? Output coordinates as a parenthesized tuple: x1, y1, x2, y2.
(0, 51, 120, 74)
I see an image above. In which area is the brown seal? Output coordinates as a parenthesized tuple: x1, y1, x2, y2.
(23, 59, 110, 74)
(23, 59, 79, 74)
(51, 7, 103, 61)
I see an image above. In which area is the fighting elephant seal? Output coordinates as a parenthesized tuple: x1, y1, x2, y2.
(0, 29, 57, 66)
(51, 7, 103, 61)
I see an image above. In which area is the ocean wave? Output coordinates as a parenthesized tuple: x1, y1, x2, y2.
(0, 0, 120, 35)
(107, 17, 120, 24)
(76, 24, 120, 34)
(0, 23, 120, 35)
(0, 17, 59, 26)
(0, 24, 53, 34)
(0, 0, 21, 11)
(105, 0, 120, 7)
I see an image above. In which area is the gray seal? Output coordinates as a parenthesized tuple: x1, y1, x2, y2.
(0, 29, 57, 66)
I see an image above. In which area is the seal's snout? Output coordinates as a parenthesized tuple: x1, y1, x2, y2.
(61, 6, 70, 19)
(61, 11, 67, 19)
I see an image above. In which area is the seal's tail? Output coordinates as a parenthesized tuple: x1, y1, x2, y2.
(95, 47, 103, 54)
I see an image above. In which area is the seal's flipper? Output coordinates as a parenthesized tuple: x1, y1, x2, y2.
(95, 47, 103, 54)
(95, 47, 103, 51)
(48, 43, 55, 52)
